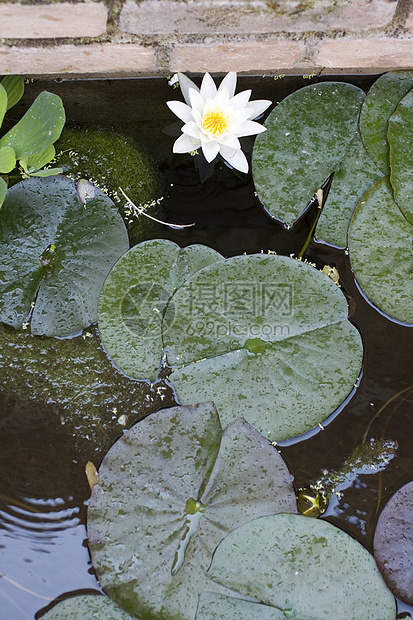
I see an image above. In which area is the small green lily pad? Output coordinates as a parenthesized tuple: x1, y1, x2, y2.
(207, 514, 396, 620)
(374, 480, 413, 606)
(87, 402, 297, 620)
(359, 71, 413, 175)
(166, 254, 363, 442)
(0, 175, 129, 336)
(348, 176, 413, 324)
(388, 88, 413, 224)
(252, 82, 365, 226)
(98, 239, 223, 380)
(40, 594, 135, 619)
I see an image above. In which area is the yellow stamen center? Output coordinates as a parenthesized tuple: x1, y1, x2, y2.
(202, 109, 228, 136)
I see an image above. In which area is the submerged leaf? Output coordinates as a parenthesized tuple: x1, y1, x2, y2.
(252, 82, 365, 226)
(0, 176, 129, 336)
(348, 176, 413, 324)
(87, 402, 296, 620)
(208, 514, 396, 620)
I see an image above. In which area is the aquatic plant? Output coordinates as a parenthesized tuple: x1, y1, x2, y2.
(0, 75, 65, 207)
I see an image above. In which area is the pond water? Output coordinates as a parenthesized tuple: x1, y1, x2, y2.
(0, 75, 412, 619)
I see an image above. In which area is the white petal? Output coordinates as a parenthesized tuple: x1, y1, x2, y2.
(201, 140, 220, 163)
(178, 72, 199, 105)
(166, 100, 194, 123)
(219, 144, 249, 173)
(219, 72, 237, 99)
(232, 107, 254, 126)
(189, 88, 206, 115)
(173, 133, 201, 153)
(182, 121, 201, 139)
(213, 86, 230, 109)
(218, 134, 241, 150)
(229, 89, 251, 110)
(245, 99, 272, 119)
(200, 73, 217, 100)
(236, 119, 267, 137)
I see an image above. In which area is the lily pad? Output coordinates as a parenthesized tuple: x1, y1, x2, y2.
(166, 254, 363, 442)
(40, 594, 135, 619)
(359, 71, 413, 175)
(252, 82, 365, 226)
(348, 176, 413, 325)
(315, 129, 382, 248)
(196, 592, 286, 620)
(388, 88, 413, 225)
(207, 514, 396, 620)
(373, 480, 413, 606)
(98, 239, 223, 380)
(87, 402, 297, 620)
(0, 175, 129, 336)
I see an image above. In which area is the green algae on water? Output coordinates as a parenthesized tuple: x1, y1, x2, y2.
(55, 127, 164, 244)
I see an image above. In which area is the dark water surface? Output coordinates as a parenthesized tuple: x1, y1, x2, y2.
(0, 75, 412, 619)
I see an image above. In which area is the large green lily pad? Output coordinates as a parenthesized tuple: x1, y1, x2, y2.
(40, 594, 135, 620)
(87, 402, 297, 620)
(206, 514, 396, 620)
(315, 129, 382, 248)
(374, 480, 413, 606)
(166, 254, 363, 442)
(252, 82, 365, 226)
(98, 239, 223, 380)
(359, 71, 413, 175)
(0, 175, 129, 336)
(348, 176, 413, 325)
(388, 88, 413, 225)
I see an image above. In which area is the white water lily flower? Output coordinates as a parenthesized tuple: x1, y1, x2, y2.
(167, 72, 271, 173)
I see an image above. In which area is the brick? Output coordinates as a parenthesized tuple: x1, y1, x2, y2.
(0, 44, 156, 77)
(119, 0, 397, 36)
(170, 41, 305, 73)
(316, 38, 413, 72)
(0, 2, 107, 39)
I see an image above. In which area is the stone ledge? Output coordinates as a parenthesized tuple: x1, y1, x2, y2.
(0, 2, 108, 39)
(0, 44, 157, 77)
(170, 41, 306, 73)
(119, 0, 397, 35)
(316, 38, 413, 71)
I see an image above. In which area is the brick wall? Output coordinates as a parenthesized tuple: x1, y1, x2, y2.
(0, 0, 412, 77)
